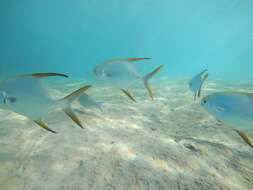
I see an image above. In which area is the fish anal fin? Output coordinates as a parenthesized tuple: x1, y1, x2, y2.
(18, 73, 69, 78)
(234, 130, 253, 148)
(34, 119, 57, 134)
(121, 89, 136, 102)
(143, 64, 164, 100)
(63, 108, 84, 129)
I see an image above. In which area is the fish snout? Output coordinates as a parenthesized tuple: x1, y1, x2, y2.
(93, 68, 97, 76)
(93, 66, 104, 79)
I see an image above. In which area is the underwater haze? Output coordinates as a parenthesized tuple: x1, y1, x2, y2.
(1, 0, 253, 80)
(1, 1, 253, 190)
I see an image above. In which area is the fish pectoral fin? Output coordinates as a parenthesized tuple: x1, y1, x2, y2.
(18, 73, 69, 78)
(63, 108, 84, 129)
(234, 130, 253, 148)
(34, 119, 57, 134)
(121, 89, 136, 102)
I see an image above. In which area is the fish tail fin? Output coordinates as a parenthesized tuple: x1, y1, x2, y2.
(143, 64, 164, 100)
(62, 85, 92, 103)
(199, 69, 208, 76)
(198, 73, 209, 98)
(61, 85, 91, 128)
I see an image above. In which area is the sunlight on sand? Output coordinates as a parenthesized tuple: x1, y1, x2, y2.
(0, 80, 253, 189)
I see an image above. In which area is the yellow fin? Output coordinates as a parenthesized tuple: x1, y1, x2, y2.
(197, 88, 201, 98)
(61, 85, 91, 129)
(63, 108, 84, 129)
(62, 85, 91, 102)
(235, 130, 253, 148)
(143, 64, 164, 100)
(18, 73, 68, 78)
(127, 58, 152, 62)
(34, 119, 57, 134)
(198, 73, 208, 98)
(146, 84, 154, 101)
(121, 89, 136, 102)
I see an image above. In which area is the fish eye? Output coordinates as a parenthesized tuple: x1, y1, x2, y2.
(8, 97, 17, 103)
(203, 99, 207, 104)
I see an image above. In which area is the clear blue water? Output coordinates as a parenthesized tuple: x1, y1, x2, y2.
(1, 0, 253, 81)
(1, 1, 253, 190)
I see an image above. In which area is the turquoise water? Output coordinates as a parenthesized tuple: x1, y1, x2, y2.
(1, 0, 253, 81)
(1, 1, 253, 190)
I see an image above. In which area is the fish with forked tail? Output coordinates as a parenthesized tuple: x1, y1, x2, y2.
(93, 58, 164, 102)
(189, 70, 208, 100)
(0, 73, 91, 133)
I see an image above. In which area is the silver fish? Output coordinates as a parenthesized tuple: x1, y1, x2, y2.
(201, 92, 253, 148)
(93, 58, 163, 102)
(189, 70, 208, 100)
(0, 73, 91, 133)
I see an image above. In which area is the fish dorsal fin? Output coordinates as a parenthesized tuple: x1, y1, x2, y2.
(126, 58, 152, 62)
(17, 73, 69, 78)
(62, 85, 91, 102)
(106, 58, 151, 65)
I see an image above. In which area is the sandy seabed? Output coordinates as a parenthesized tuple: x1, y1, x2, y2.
(0, 78, 253, 190)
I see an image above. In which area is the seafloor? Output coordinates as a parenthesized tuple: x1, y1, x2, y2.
(0, 78, 253, 190)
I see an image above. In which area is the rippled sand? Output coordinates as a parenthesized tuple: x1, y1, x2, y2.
(0, 78, 253, 190)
